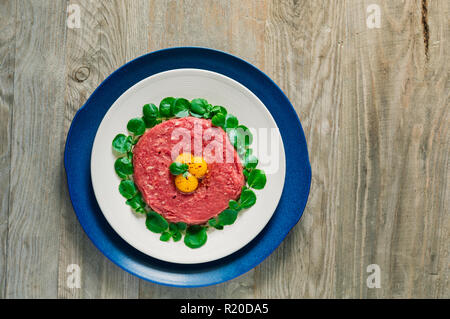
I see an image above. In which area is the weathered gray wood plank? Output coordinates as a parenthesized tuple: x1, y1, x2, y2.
(58, 0, 150, 298)
(255, 0, 449, 298)
(0, 0, 16, 299)
(6, 0, 68, 298)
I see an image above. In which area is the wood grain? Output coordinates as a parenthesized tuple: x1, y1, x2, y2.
(0, 0, 16, 299)
(58, 0, 152, 298)
(256, 0, 449, 298)
(5, 0, 68, 298)
(0, 0, 447, 298)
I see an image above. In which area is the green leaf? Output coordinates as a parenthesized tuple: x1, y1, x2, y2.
(189, 112, 204, 118)
(159, 97, 175, 117)
(169, 162, 189, 175)
(126, 193, 146, 212)
(211, 105, 227, 116)
(208, 218, 218, 227)
(118, 180, 137, 199)
(227, 127, 244, 149)
(143, 103, 159, 118)
(176, 222, 187, 231)
(172, 231, 182, 242)
(114, 156, 133, 178)
(112, 134, 132, 154)
(184, 225, 207, 248)
(217, 209, 238, 226)
(239, 189, 256, 208)
(237, 125, 253, 146)
(243, 169, 250, 179)
(202, 111, 212, 119)
(172, 98, 190, 117)
(224, 114, 238, 128)
(208, 218, 224, 230)
(247, 169, 267, 190)
(211, 113, 225, 128)
(127, 118, 146, 136)
(229, 199, 241, 211)
(169, 223, 178, 233)
(160, 232, 171, 241)
(243, 152, 258, 169)
(190, 98, 208, 115)
(145, 211, 169, 233)
(143, 116, 161, 128)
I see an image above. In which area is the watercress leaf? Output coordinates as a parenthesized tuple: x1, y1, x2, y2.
(114, 156, 133, 178)
(244, 153, 258, 169)
(112, 134, 132, 154)
(143, 116, 161, 128)
(227, 127, 244, 149)
(127, 118, 146, 136)
(169, 162, 188, 175)
(172, 98, 190, 117)
(159, 97, 175, 117)
(202, 111, 212, 119)
(239, 188, 256, 208)
(119, 180, 137, 199)
(126, 193, 145, 211)
(229, 199, 241, 211)
(135, 207, 146, 214)
(172, 231, 182, 242)
(176, 222, 187, 231)
(190, 98, 208, 115)
(211, 113, 225, 128)
(224, 114, 238, 128)
(237, 125, 253, 146)
(208, 218, 224, 229)
(218, 209, 238, 226)
(247, 169, 267, 190)
(169, 223, 178, 233)
(131, 136, 139, 145)
(160, 232, 171, 242)
(143, 103, 159, 118)
(189, 111, 203, 118)
(243, 169, 250, 179)
(211, 105, 227, 115)
(184, 225, 207, 249)
(145, 211, 169, 233)
(208, 218, 218, 227)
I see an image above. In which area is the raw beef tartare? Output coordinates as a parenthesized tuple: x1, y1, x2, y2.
(133, 117, 245, 224)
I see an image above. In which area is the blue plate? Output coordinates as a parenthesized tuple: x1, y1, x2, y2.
(64, 47, 311, 287)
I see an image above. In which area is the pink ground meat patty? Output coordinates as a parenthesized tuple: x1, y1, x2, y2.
(133, 117, 245, 224)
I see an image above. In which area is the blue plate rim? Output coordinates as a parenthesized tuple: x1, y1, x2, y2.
(64, 46, 311, 287)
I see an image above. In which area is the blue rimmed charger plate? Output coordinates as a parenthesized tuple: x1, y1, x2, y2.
(64, 47, 311, 287)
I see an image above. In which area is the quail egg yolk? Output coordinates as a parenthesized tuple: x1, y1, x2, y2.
(189, 156, 208, 179)
(175, 153, 193, 164)
(174, 173, 198, 193)
(175, 153, 208, 179)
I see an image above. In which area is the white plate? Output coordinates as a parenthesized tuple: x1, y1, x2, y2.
(91, 69, 286, 264)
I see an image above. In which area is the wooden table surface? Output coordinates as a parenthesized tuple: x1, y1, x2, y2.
(0, 0, 448, 298)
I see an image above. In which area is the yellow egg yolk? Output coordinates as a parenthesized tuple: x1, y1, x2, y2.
(189, 156, 208, 179)
(175, 153, 208, 179)
(174, 173, 198, 193)
(175, 153, 193, 164)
